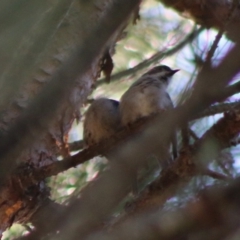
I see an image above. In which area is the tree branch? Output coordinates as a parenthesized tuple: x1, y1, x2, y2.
(96, 26, 203, 86)
(84, 176, 240, 240)
(205, 29, 224, 64)
(67, 100, 240, 153)
(14, 26, 240, 240)
(193, 100, 240, 119)
(119, 111, 239, 214)
(159, 0, 240, 41)
(0, 0, 142, 184)
(68, 140, 84, 152)
(19, 100, 240, 189)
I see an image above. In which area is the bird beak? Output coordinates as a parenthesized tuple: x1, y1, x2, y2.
(172, 69, 180, 74)
(168, 69, 180, 76)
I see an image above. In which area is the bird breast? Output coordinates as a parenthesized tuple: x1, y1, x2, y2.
(83, 99, 120, 146)
(120, 80, 173, 125)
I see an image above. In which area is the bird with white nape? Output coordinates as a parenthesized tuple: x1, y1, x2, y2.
(120, 65, 179, 164)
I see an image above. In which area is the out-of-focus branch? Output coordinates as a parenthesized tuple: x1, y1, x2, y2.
(96, 26, 203, 86)
(20, 83, 239, 238)
(18, 98, 240, 189)
(56, 43, 240, 239)
(125, 111, 239, 213)
(17, 33, 240, 240)
(81, 111, 240, 240)
(0, 0, 74, 109)
(159, 0, 240, 41)
(220, 80, 240, 99)
(16, 117, 156, 188)
(85, 176, 240, 240)
(201, 168, 230, 180)
(30, 198, 67, 233)
(0, 0, 142, 183)
(194, 100, 240, 119)
(20, 84, 240, 189)
(184, 44, 240, 117)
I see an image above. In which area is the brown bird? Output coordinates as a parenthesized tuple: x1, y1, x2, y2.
(83, 98, 121, 148)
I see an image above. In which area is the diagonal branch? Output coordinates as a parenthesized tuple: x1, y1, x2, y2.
(68, 99, 240, 153)
(85, 175, 240, 240)
(96, 26, 203, 86)
(205, 29, 224, 64)
(125, 111, 240, 213)
(18, 99, 240, 189)
(193, 100, 240, 119)
(15, 35, 240, 240)
(0, 0, 142, 184)
(159, 0, 240, 41)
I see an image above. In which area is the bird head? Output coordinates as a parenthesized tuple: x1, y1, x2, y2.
(143, 65, 179, 85)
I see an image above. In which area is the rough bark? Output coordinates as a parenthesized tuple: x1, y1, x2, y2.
(0, 0, 133, 233)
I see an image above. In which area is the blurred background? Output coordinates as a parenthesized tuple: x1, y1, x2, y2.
(3, 0, 239, 239)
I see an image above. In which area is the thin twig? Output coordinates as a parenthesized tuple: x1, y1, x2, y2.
(205, 29, 224, 64)
(194, 100, 240, 119)
(200, 168, 230, 180)
(96, 26, 204, 86)
(205, 0, 239, 65)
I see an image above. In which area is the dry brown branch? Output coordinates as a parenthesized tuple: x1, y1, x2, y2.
(204, 0, 239, 63)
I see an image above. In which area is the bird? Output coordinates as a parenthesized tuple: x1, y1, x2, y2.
(119, 65, 179, 161)
(83, 98, 121, 148)
(83, 97, 140, 194)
